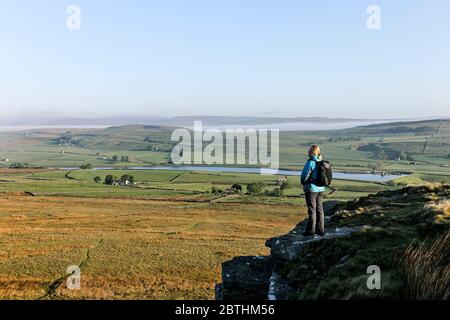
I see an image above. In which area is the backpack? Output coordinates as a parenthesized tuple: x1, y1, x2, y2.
(312, 160, 333, 187)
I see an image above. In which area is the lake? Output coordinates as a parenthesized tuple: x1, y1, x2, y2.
(59, 165, 406, 183)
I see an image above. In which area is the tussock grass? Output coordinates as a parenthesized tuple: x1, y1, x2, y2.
(425, 200, 450, 222)
(398, 229, 450, 300)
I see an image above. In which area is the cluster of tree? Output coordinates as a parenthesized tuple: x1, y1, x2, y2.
(231, 184, 243, 193)
(247, 182, 265, 195)
(360, 126, 435, 135)
(102, 174, 135, 185)
(149, 145, 172, 152)
(80, 163, 93, 169)
(211, 181, 289, 197)
(111, 155, 131, 163)
(143, 137, 166, 143)
(248, 181, 289, 197)
(357, 143, 412, 161)
(104, 175, 116, 185)
(277, 180, 289, 190)
(327, 136, 361, 142)
(358, 143, 383, 154)
(265, 187, 283, 197)
(371, 160, 384, 172)
(211, 186, 224, 194)
(265, 181, 289, 197)
(120, 174, 134, 183)
(211, 184, 243, 195)
(9, 162, 27, 169)
(341, 163, 367, 168)
(143, 137, 173, 152)
(52, 132, 84, 147)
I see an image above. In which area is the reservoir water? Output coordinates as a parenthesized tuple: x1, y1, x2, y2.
(59, 165, 406, 183)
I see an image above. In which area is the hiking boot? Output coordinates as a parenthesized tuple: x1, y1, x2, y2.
(316, 231, 325, 237)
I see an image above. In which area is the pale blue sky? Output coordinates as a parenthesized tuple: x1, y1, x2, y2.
(0, 0, 449, 119)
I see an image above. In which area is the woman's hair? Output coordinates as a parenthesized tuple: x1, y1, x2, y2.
(309, 144, 321, 156)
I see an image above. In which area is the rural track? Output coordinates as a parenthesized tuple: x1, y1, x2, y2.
(37, 239, 104, 300)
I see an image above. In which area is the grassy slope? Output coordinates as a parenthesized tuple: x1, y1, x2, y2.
(0, 120, 449, 184)
(0, 195, 300, 299)
(0, 168, 391, 299)
(280, 184, 450, 299)
(0, 119, 448, 299)
(0, 169, 392, 203)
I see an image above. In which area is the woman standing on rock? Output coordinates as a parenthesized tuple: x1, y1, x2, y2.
(301, 144, 326, 236)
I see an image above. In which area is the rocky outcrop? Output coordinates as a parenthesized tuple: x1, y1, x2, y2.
(218, 185, 450, 300)
(264, 223, 365, 300)
(266, 224, 362, 262)
(217, 199, 356, 300)
(218, 256, 273, 300)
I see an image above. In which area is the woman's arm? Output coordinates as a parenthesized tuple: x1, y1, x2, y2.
(300, 160, 313, 185)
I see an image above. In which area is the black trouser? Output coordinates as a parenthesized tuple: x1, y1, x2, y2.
(304, 191, 325, 234)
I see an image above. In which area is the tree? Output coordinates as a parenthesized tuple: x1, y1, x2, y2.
(399, 151, 408, 161)
(93, 176, 101, 183)
(211, 186, 223, 194)
(120, 174, 134, 183)
(231, 184, 242, 193)
(247, 182, 264, 195)
(272, 187, 282, 197)
(104, 175, 117, 185)
(372, 160, 384, 173)
(264, 187, 283, 197)
(121, 155, 129, 163)
(279, 181, 289, 191)
(80, 163, 93, 169)
(112, 155, 118, 163)
(9, 162, 26, 169)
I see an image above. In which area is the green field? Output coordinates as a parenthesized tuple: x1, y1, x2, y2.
(0, 166, 400, 299)
(1, 119, 449, 183)
(0, 119, 449, 299)
(0, 167, 393, 202)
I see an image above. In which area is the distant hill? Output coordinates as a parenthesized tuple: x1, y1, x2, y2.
(2, 119, 449, 183)
(0, 114, 392, 127)
(164, 116, 375, 126)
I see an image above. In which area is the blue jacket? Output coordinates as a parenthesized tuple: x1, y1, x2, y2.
(301, 155, 326, 193)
